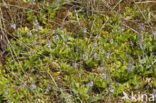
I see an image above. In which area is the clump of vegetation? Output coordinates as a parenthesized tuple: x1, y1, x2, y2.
(0, 0, 156, 102)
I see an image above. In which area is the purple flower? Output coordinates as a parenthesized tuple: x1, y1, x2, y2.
(7, 100, 13, 103)
(72, 63, 78, 69)
(63, 38, 68, 42)
(30, 0, 35, 5)
(27, 31, 32, 35)
(110, 39, 114, 44)
(151, 29, 156, 37)
(112, 27, 117, 33)
(137, 35, 146, 50)
(139, 23, 145, 33)
(88, 81, 94, 87)
(83, 28, 87, 33)
(29, 84, 36, 91)
(101, 73, 106, 79)
(20, 84, 26, 89)
(33, 21, 41, 31)
(45, 84, 51, 93)
(33, 22, 39, 26)
(101, 50, 104, 54)
(46, 43, 51, 48)
(75, 47, 79, 53)
(4, 90, 8, 95)
(98, 66, 104, 71)
(54, 35, 59, 42)
(83, 54, 89, 61)
(119, 27, 124, 33)
(105, 52, 110, 59)
(93, 53, 99, 61)
(93, 42, 98, 48)
(84, 56, 89, 61)
(127, 64, 134, 73)
(35, 26, 41, 31)
(109, 85, 114, 93)
(10, 23, 16, 29)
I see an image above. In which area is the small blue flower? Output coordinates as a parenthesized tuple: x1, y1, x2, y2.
(10, 23, 16, 29)
(72, 63, 78, 69)
(93, 53, 99, 61)
(54, 35, 59, 42)
(105, 52, 110, 59)
(101, 73, 106, 79)
(7, 100, 13, 103)
(20, 84, 26, 89)
(33, 22, 39, 26)
(46, 43, 51, 48)
(151, 29, 156, 37)
(112, 27, 117, 33)
(84, 56, 89, 61)
(101, 66, 104, 70)
(83, 54, 89, 61)
(29, 84, 36, 91)
(63, 38, 68, 42)
(139, 23, 145, 33)
(45, 84, 51, 93)
(119, 28, 124, 33)
(75, 47, 79, 53)
(30, 0, 35, 5)
(137, 35, 146, 50)
(110, 39, 114, 44)
(4, 90, 8, 95)
(88, 81, 94, 87)
(27, 31, 32, 35)
(83, 28, 87, 33)
(109, 85, 114, 93)
(93, 42, 98, 48)
(98, 66, 104, 71)
(33, 21, 41, 31)
(35, 26, 41, 31)
(101, 50, 104, 54)
(127, 64, 134, 73)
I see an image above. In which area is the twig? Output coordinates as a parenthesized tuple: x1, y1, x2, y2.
(135, 1, 156, 4)
(47, 72, 58, 88)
